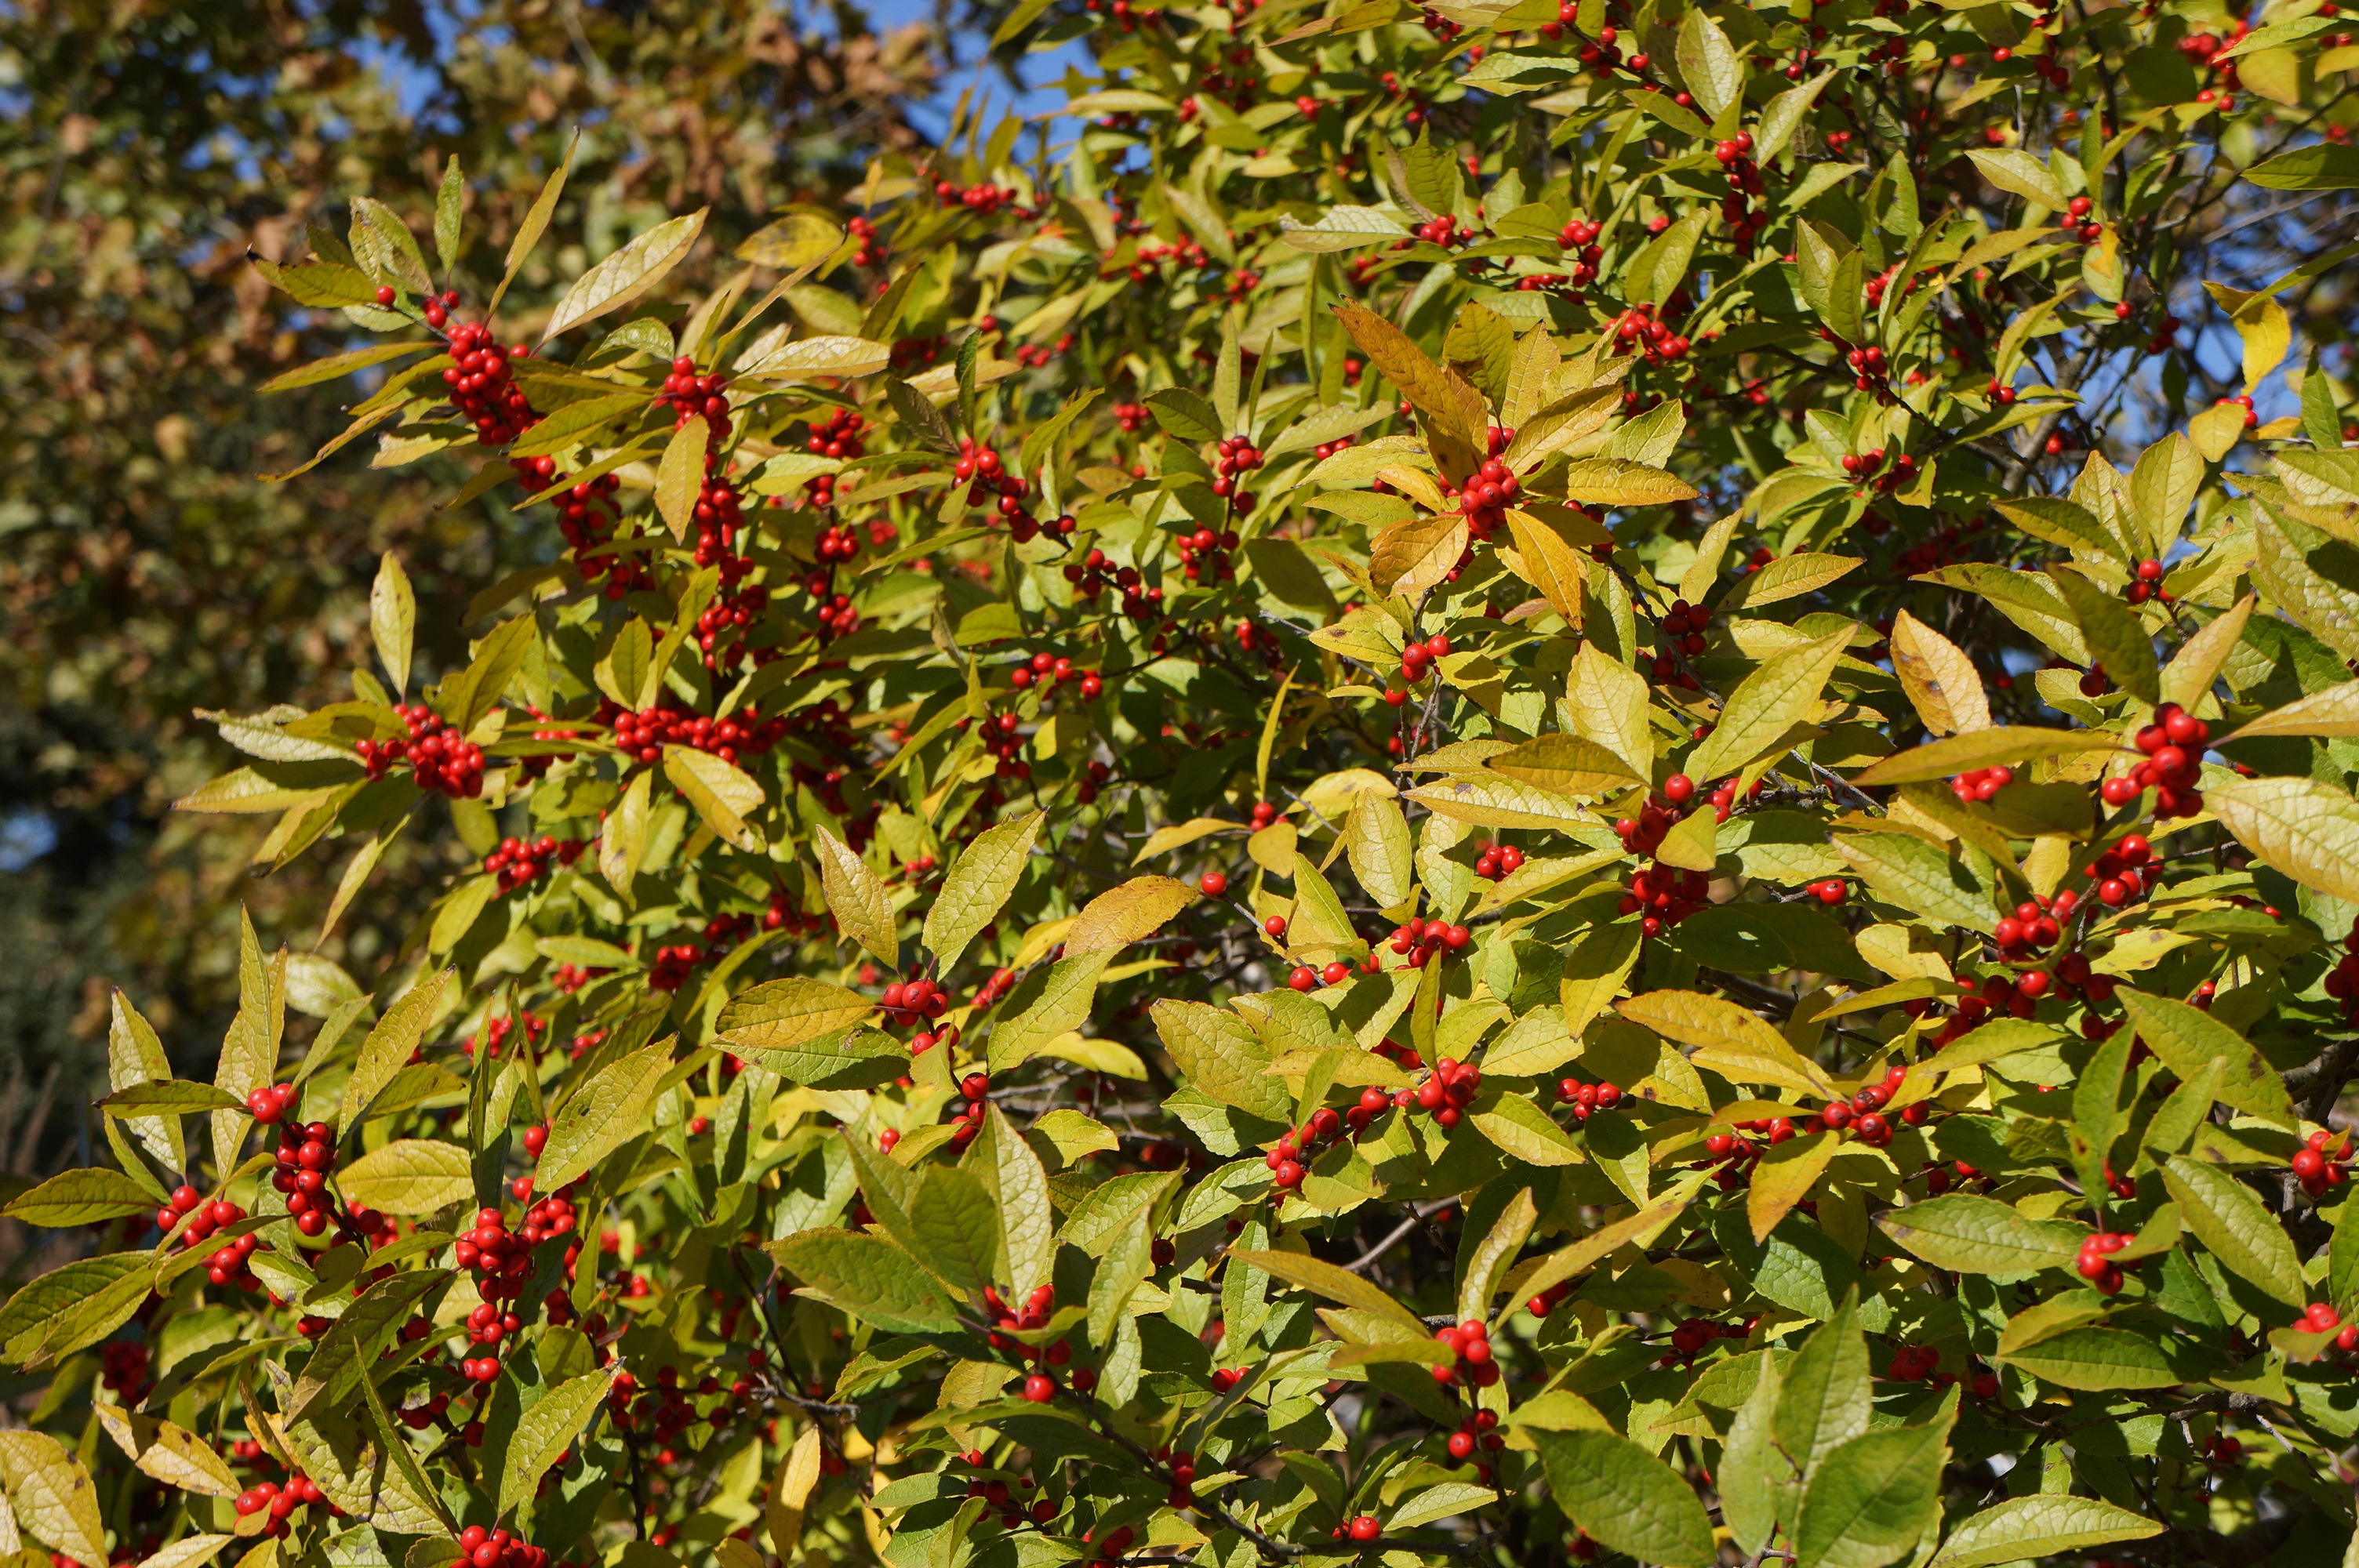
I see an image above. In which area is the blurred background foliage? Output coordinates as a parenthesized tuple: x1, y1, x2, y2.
(0, 0, 977, 1160)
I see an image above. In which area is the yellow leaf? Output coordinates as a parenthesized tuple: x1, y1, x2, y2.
(2188, 401, 2246, 462)
(1889, 611, 1990, 736)
(1503, 508, 1588, 626)
(1369, 511, 1469, 600)
(2223, 674, 2359, 740)
(1747, 1132, 1836, 1244)
(656, 416, 709, 542)
(1334, 300, 1487, 467)
(2234, 296, 2291, 395)
(1851, 727, 2119, 786)
(1566, 644, 1652, 776)
(924, 810, 1044, 971)
(543, 210, 708, 342)
(1485, 734, 1642, 797)
(1067, 876, 1198, 954)
(768, 1426, 825, 1562)
(2161, 595, 2255, 710)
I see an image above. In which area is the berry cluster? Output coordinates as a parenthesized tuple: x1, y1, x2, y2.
(1839, 443, 1917, 490)
(1608, 301, 1690, 362)
(1454, 452, 1522, 540)
(1661, 1316, 1747, 1363)
(484, 835, 586, 892)
(1616, 862, 1709, 938)
(933, 180, 1027, 216)
(356, 705, 486, 797)
(1554, 1077, 1623, 1120)
(158, 1181, 246, 1249)
(660, 356, 734, 436)
(100, 1341, 150, 1401)
(1176, 523, 1239, 584)
(605, 702, 787, 768)
(453, 1526, 552, 1568)
(1309, 434, 1357, 461)
(2076, 1229, 2133, 1294)
(1992, 895, 2066, 955)
(1949, 764, 2015, 804)
(2292, 1129, 2350, 1196)
(1388, 632, 1452, 701)
(1815, 1065, 1918, 1147)
(1711, 132, 1766, 249)
(538, 468, 642, 599)
(2300, 1299, 2359, 1353)
(234, 1476, 332, 1536)
(1007, 650, 1103, 696)
(246, 1082, 298, 1123)
(1382, 916, 1473, 968)
(845, 215, 883, 268)
(441, 320, 536, 445)
(1430, 1316, 1499, 1387)
(1471, 839, 1525, 880)
(944, 1071, 991, 1148)
(801, 408, 867, 509)
(463, 1009, 545, 1062)
(270, 1120, 346, 1236)
(1212, 434, 1263, 512)
(2077, 833, 2157, 909)
(2103, 702, 2209, 819)
(1398, 1057, 1481, 1129)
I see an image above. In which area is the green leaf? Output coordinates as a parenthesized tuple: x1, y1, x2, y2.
(924, 810, 1042, 972)
(1468, 1090, 1585, 1166)
(1850, 727, 2119, 786)
(2247, 143, 2359, 190)
(2114, 989, 2293, 1128)
(2050, 565, 2160, 702)
(768, 1229, 961, 1334)
(3, 1167, 162, 1227)
(1993, 1326, 2178, 1389)
(336, 1139, 475, 1215)
(1834, 831, 1994, 930)
(1795, 1395, 1955, 1568)
(1874, 1195, 2084, 1275)
(1776, 1298, 1869, 1483)
(813, 829, 899, 967)
(290, 1271, 445, 1421)
(1928, 1495, 2164, 1568)
(278, 1403, 444, 1534)
(340, 968, 450, 1130)
(1459, 1187, 1536, 1323)
(1529, 1430, 1717, 1568)
(2161, 1154, 2306, 1308)
(500, 1366, 617, 1515)
(434, 155, 464, 273)
(0, 1253, 152, 1368)
(1231, 1248, 1427, 1334)
(544, 211, 709, 342)
(1720, 1351, 1786, 1554)
(989, 951, 1113, 1073)
(911, 1164, 1002, 1298)
(538, 1039, 677, 1191)
(1967, 147, 2066, 209)
(1673, 10, 1743, 118)
(973, 1104, 1056, 1299)
(1687, 626, 1853, 781)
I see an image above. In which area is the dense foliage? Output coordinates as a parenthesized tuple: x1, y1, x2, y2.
(9, 2, 2359, 1567)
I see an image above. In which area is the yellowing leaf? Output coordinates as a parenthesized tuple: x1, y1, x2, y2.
(718, 978, 875, 1051)
(1619, 989, 1834, 1097)
(2226, 677, 2359, 740)
(1334, 300, 1486, 461)
(814, 830, 898, 967)
(1888, 612, 1989, 736)
(1851, 728, 2117, 786)
(0, 1431, 108, 1563)
(1485, 734, 1641, 797)
(1502, 507, 1588, 626)
(663, 746, 767, 852)
(1748, 1131, 1837, 1244)
(1558, 458, 1699, 506)
(369, 551, 414, 696)
(544, 210, 708, 342)
(1369, 510, 1469, 601)
(95, 1405, 239, 1497)
(336, 1139, 474, 1214)
(925, 810, 1043, 971)
(1687, 625, 1852, 781)
(656, 416, 709, 542)
(2208, 774, 2359, 904)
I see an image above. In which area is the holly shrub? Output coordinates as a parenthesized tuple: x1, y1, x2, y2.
(7, 2, 2359, 1568)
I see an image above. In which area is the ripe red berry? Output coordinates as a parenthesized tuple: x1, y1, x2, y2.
(1198, 872, 1228, 898)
